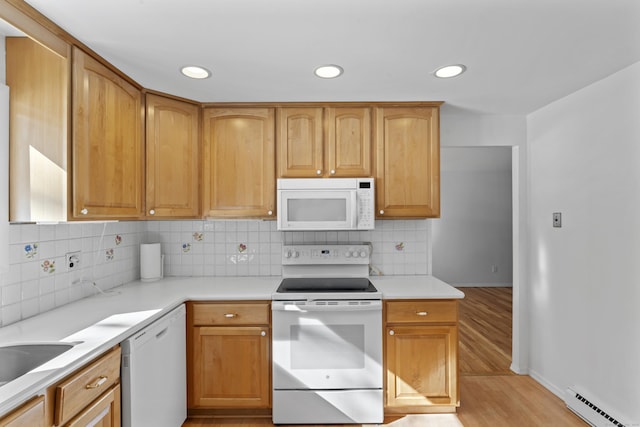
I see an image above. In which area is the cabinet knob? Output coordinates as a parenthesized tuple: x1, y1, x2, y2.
(389, 330, 395, 336)
(224, 313, 237, 318)
(379, 210, 384, 215)
(267, 210, 273, 216)
(149, 209, 155, 215)
(316, 169, 322, 175)
(80, 208, 88, 215)
(261, 331, 266, 337)
(330, 169, 336, 175)
(416, 311, 429, 316)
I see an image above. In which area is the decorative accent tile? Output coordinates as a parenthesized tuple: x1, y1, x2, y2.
(238, 243, 247, 253)
(182, 243, 191, 253)
(25, 243, 39, 259)
(115, 235, 122, 245)
(395, 242, 405, 251)
(41, 260, 56, 274)
(106, 248, 114, 261)
(193, 232, 203, 241)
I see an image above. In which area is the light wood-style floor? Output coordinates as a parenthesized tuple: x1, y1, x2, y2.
(458, 287, 513, 376)
(183, 288, 586, 427)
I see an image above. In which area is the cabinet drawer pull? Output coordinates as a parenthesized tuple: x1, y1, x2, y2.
(389, 330, 395, 336)
(379, 209, 384, 215)
(224, 313, 237, 318)
(416, 311, 429, 316)
(261, 331, 266, 337)
(330, 169, 336, 175)
(149, 209, 155, 215)
(316, 169, 322, 175)
(85, 376, 108, 389)
(80, 208, 88, 215)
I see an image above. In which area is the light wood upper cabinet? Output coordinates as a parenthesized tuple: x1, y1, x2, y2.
(146, 94, 200, 218)
(277, 107, 371, 177)
(374, 106, 440, 218)
(326, 107, 372, 177)
(277, 107, 324, 177)
(71, 47, 144, 219)
(7, 37, 68, 223)
(203, 108, 275, 218)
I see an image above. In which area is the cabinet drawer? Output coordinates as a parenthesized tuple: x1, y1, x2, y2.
(54, 346, 121, 426)
(386, 300, 457, 324)
(0, 395, 45, 427)
(191, 302, 270, 326)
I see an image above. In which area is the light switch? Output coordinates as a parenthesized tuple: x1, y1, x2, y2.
(553, 212, 562, 228)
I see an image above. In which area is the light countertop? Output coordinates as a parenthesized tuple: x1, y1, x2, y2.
(0, 275, 462, 416)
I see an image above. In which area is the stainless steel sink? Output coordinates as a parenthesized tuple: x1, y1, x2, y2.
(0, 343, 75, 387)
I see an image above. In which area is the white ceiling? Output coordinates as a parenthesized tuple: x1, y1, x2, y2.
(19, 0, 640, 114)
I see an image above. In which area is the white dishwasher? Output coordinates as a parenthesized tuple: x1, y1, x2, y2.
(121, 304, 186, 427)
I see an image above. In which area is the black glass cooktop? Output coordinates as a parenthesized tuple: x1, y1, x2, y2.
(276, 277, 377, 293)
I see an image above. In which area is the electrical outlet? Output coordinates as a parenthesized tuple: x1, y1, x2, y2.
(491, 265, 498, 273)
(66, 251, 81, 270)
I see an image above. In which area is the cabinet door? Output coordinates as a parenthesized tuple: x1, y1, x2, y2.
(385, 325, 458, 408)
(0, 395, 45, 427)
(374, 107, 440, 218)
(190, 326, 270, 408)
(203, 108, 275, 218)
(146, 94, 200, 218)
(277, 107, 324, 177)
(72, 47, 143, 219)
(66, 384, 120, 427)
(326, 107, 371, 177)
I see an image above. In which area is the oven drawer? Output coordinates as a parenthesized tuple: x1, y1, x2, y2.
(191, 302, 270, 326)
(385, 300, 457, 324)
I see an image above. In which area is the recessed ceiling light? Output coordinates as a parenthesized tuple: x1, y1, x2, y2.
(180, 65, 211, 79)
(434, 64, 467, 79)
(314, 64, 344, 79)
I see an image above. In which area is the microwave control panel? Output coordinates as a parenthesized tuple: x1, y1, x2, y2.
(356, 188, 375, 230)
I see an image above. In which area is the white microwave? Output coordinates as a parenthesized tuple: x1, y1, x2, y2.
(277, 178, 375, 231)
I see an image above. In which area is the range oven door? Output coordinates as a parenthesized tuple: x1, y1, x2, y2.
(272, 299, 382, 390)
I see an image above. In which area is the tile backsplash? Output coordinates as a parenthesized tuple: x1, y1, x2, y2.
(0, 219, 430, 327)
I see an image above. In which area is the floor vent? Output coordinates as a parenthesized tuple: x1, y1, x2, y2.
(565, 387, 627, 427)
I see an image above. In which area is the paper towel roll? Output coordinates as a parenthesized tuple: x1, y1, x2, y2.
(140, 243, 163, 282)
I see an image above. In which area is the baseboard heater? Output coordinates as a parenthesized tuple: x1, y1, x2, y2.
(565, 387, 628, 427)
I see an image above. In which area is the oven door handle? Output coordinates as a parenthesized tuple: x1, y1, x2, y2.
(272, 302, 382, 312)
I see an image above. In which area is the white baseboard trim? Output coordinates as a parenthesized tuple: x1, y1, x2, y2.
(452, 282, 513, 288)
(528, 369, 565, 400)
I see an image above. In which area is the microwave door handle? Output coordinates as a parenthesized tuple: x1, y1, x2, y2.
(351, 192, 358, 228)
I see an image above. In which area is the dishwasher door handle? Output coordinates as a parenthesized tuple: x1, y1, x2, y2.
(155, 326, 169, 340)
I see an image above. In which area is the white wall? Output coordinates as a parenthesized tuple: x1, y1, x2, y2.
(432, 147, 512, 286)
(527, 61, 640, 423)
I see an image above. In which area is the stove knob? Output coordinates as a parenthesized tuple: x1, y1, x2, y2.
(345, 251, 352, 258)
(292, 251, 300, 258)
(284, 250, 292, 258)
(359, 250, 368, 258)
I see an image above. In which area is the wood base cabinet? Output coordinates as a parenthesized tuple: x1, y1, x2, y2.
(384, 300, 459, 414)
(0, 396, 45, 427)
(187, 302, 271, 412)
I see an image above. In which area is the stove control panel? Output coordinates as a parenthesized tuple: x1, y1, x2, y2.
(282, 244, 371, 265)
